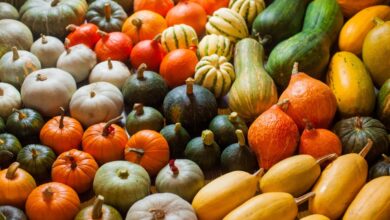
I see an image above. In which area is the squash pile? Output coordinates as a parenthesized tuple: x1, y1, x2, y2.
(0, 0, 390, 219)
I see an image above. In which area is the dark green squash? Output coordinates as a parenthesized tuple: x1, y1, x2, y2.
(377, 79, 390, 130)
(6, 108, 44, 140)
(208, 112, 248, 150)
(122, 64, 168, 109)
(369, 154, 390, 180)
(333, 116, 389, 163)
(0, 206, 27, 220)
(16, 144, 56, 181)
(0, 19, 33, 60)
(0, 2, 19, 20)
(87, 0, 133, 13)
(163, 78, 218, 136)
(86, 0, 127, 32)
(160, 123, 191, 159)
(125, 103, 165, 135)
(0, 117, 4, 133)
(0, 133, 22, 169)
(75, 195, 123, 220)
(221, 129, 258, 173)
(184, 130, 220, 170)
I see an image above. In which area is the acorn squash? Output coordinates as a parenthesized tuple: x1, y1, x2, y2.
(160, 123, 191, 159)
(125, 103, 164, 135)
(369, 154, 390, 180)
(0, 133, 22, 169)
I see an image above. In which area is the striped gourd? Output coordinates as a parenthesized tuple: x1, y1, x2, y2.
(195, 54, 235, 98)
(198, 34, 234, 61)
(161, 24, 198, 52)
(206, 8, 249, 43)
(229, 0, 266, 28)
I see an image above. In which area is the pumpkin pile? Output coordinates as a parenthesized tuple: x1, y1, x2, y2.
(1, 0, 390, 219)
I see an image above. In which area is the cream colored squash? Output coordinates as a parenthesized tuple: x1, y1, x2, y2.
(161, 24, 198, 52)
(229, 0, 266, 27)
(0, 82, 21, 118)
(30, 35, 64, 68)
(89, 58, 131, 89)
(198, 34, 233, 60)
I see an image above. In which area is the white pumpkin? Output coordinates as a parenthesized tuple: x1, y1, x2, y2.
(21, 68, 77, 117)
(126, 193, 197, 220)
(89, 58, 131, 89)
(0, 82, 21, 118)
(30, 35, 65, 68)
(56, 43, 97, 83)
(70, 82, 124, 127)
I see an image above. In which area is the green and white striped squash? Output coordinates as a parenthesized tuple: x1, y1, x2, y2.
(161, 24, 198, 52)
(194, 54, 235, 98)
(229, 0, 266, 28)
(206, 8, 249, 43)
(198, 34, 233, 61)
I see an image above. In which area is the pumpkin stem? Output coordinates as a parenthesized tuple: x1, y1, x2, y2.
(235, 129, 246, 147)
(58, 107, 65, 129)
(12, 47, 19, 61)
(118, 169, 129, 179)
(295, 192, 315, 205)
(259, 34, 271, 45)
(36, 73, 48, 81)
(382, 154, 390, 163)
(107, 58, 113, 69)
(41, 34, 48, 44)
(169, 159, 179, 175)
(66, 24, 77, 32)
(102, 116, 123, 136)
(136, 64, 147, 80)
(355, 117, 363, 129)
(97, 30, 108, 38)
(132, 18, 143, 29)
(315, 153, 338, 165)
(5, 162, 20, 179)
(92, 195, 104, 219)
(64, 38, 71, 54)
(359, 139, 373, 158)
(186, 78, 195, 95)
(153, 34, 162, 43)
(13, 108, 26, 120)
(43, 186, 54, 201)
(90, 91, 96, 98)
(277, 99, 290, 112)
(51, 0, 60, 7)
(174, 123, 182, 133)
(373, 17, 385, 26)
(134, 103, 144, 116)
(127, 148, 145, 156)
(104, 3, 112, 21)
(0, 211, 6, 220)
(149, 209, 165, 220)
(252, 168, 265, 178)
(66, 153, 77, 170)
(303, 118, 314, 131)
(0, 88, 3, 96)
(202, 130, 214, 146)
(228, 112, 238, 123)
(292, 62, 299, 74)
(31, 148, 38, 159)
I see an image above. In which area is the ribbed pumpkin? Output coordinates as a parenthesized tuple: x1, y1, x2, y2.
(66, 23, 101, 49)
(377, 79, 390, 129)
(161, 24, 198, 52)
(0, 133, 22, 168)
(130, 35, 166, 72)
(369, 154, 390, 180)
(75, 195, 122, 220)
(133, 0, 174, 17)
(198, 34, 233, 60)
(94, 31, 133, 62)
(0, 205, 27, 220)
(6, 108, 44, 140)
(229, 0, 265, 28)
(86, 0, 127, 33)
(160, 123, 191, 158)
(30, 35, 65, 68)
(125, 103, 165, 135)
(337, 0, 386, 17)
(89, 58, 131, 89)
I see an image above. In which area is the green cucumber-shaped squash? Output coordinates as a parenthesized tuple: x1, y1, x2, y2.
(228, 38, 278, 122)
(377, 79, 390, 130)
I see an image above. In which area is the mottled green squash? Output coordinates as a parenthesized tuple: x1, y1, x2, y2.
(125, 103, 164, 135)
(160, 123, 191, 159)
(369, 154, 390, 180)
(86, 0, 127, 32)
(5, 108, 44, 140)
(0, 133, 22, 169)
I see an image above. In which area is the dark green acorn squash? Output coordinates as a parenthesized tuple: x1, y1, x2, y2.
(125, 103, 165, 135)
(0, 133, 22, 169)
(86, 0, 127, 32)
(160, 123, 191, 159)
(87, 0, 133, 13)
(6, 108, 44, 140)
(0, 2, 19, 20)
(0, 206, 27, 220)
(369, 154, 390, 180)
(184, 130, 220, 170)
(333, 116, 389, 163)
(0, 117, 4, 133)
(377, 79, 390, 130)
(16, 144, 56, 181)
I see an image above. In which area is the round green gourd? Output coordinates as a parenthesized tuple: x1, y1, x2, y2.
(125, 103, 165, 135)
(0, 205, 27, 220)
(6, 108, 44, 140)
(377, 79, 390, 130)
(369, 154, 390, 180)
(86, 0, 127, 33)
(0, 133, 22, 169)
(160, 123, 191, 159)
(75, 195, 123, 220)
(0, 19, 33, 59)
(0, 2, 19, 20)
(0, 117, 4, 133)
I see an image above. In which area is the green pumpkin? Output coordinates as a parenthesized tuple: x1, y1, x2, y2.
(0, 206, 27, 220)
(122, 64, 168, 109)
(221, 129, 258, 173)
(125, 103, 165, 135)
(75, 195, 123, 220)
(6, 108, 44, 140)
(0, 117, 4, 133)
(0, 2, 19, 20)
(184, 130, 220, 170)
(0, 19, 33, 59)
(16, 144, 56, 180)
(377, 79, 390, 129)
(160, 123, 191, 159)
(87, 0, 133, 13)
(333, 117, 389, 163)
(369, 154, 390, 180)
(0, 133, 22, 169)
(86, 0, 127, 32)
(208, 112, 248, 149)
(93, 161, 151, 214)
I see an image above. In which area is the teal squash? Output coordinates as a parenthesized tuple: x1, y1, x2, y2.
(6, 108, 44, 140)
(125, 103, 165, 135)
(0, 206, 27, 220)
(377, 79, 390, 129)
(0, 19, 33, 59)
(0, 133, 22, 169)
(86, 0, 127, 33)
(74, 195, 123, 220)
(160, 123, 191, 159)
(369, 154, 390, 180)
(0, 2, 19, 20)
(0, 117, 4, 133)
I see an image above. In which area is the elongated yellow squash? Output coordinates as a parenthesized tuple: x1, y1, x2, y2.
(301, 214, 330, 220)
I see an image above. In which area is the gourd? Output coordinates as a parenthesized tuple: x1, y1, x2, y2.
(377, 79, 390, 129)
(21, 68, 77, 117)
(70, 82, 124, 127)
(86, 0, 127, 32)
(198, 34, 233, 60)
(0, 47, 41, 90)
(30, 35, 64, 68)
(192, 169, 264, 220)
(0, 19, 33, 58)
(0, 82, 21, 119)
(75, 195, 122, 220)
(369, 154, 390, 180)
(0, 133, 22, 169)
(337, 0, 385, 17)
(229, 0, 265, 28)
(95, 31, 133, 62)
(160, 123, 191, 158)
(0, 206, 27, 220)
(89, 58, 131, 89)
(309, 140, 373, 219)
(93, 161, 151, 213)
(0, 3, 18, 20)
(156, 159, 205, 202)
(228, 38, 278, 122)
(130, 35, 166, 72)
(6, 108, 45, 140)
(125, 104, 165, 135)
(161, 24, 198, 52)
(133, 0, 174, 17)
(65, 23, 101, 49)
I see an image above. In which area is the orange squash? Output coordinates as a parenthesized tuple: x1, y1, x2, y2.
(337, 0, 386, 17)
(134, 0, 174, 17)
(95, 31, 133, 62)
(190, 0, 229, 15)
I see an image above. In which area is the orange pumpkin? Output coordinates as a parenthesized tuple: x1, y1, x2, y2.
(0, 162, 36, 208)
(95, 31, 133, 62)
(248, 101, 299, 170)
(134, 0, 174, 17)
(82, 116, 128, 165)
(337, 0, 386, 17)
(66, 23, 101, 49)
(51, 149, 98, 194)
(40, 108, 84, 155)
(166, 0, 207, 36)
(130, 34, 166, 72)
(189, 0, 229, 15)
(25, 182, 80, 220)
(124, 130, 169, 176)
(122, 10, 167, 44)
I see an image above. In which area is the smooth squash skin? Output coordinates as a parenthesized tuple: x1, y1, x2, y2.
(326, 51, 376, 118)
(343, 176, 390, 220)
(301, 214, 330, 220)
(339, 5, 390, 55)
(377, 79, 390, 129)
(337, 0, 386, 18)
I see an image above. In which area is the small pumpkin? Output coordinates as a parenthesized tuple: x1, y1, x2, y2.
(0, 206, 27, 220)
(86, 0, 127, 32)
(0, 133, 22, 169)
(89, 58, 131, 89)
(66, 23, 101, 49)
(125, 103, 165, 135)
(377, 79, 390, 129)
(130, 35, 166, 72)
(133, 0, 174, 17)
(229, 0, 265, 28)
(185, 130, 220, 170)
(337, 0, 385, 17)
(95, 31, 133, 62)
(0, 2, 19, 20)
(198, 34, 233, 61)
(0, 82, 21, 119)
(189, 0, 229, 15)
(161, 24, 198, 52)
(369, 154, 390, 180)
(30, 35, 65, 68)
(75, 195, 122, 220)
(124, 130, 170, 176)
(6, 108, 45, 140)
(160, 123, 191, 158)
(0, 19, 33, 59)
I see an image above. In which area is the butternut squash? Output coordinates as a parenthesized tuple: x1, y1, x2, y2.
(301, 214, 330, 220)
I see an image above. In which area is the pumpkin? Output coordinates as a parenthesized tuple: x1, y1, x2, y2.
(93, 161, 151, 213)
(52, 149, 98, 194)
(377, 79, 390, 129)
(6, 108, 44, 140)
(229, 0, 265, 28)
(82, 116, 128, 165)
(0, 47, 41, 90)
(125, 103, 165, 135)
(333, 117, 389, 163)
(0, 206, 27, 220)
(156, 159, 204, 202)
(1, 0, 24, 10)
(163, 78, 218, 135)
(88, 0, 133, 14)
(75, 195, 122, 220)
(190, 0, 229, 15)
(21, 68, 77, 117)
(122, 64, 168, 108)
(0, 162, 36, 208)
(0, 19, 33, 59)
(0, 2, 19, 20)
(95, 31, 133, 62)
(0, 134, 22, 169)
(160, 123, 191, 158)
(66, 23, 101, 49)
(30, 35, 65, 68)
(369, 154, 390, 180)
(25, 182, 80, 220)
(337, 0, 385, 17)
(89, 58, 131, 89)
(198, 34, 233, 61)
(86, 1, 127, 33)
(161, 24, 198, 52)
(19, 0, 88, 39)
(130, 35, 166, 72)
(133, 0, 174, 17)
(70, 82, 124, 127)
(0, 82, 21, 119)
(124, 130, 169, 176)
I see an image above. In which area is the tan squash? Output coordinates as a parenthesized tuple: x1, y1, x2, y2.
(301, 214, 330, 220)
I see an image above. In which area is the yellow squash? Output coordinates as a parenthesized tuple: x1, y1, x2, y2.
(301, 214, 330, 220)
(343, 176, 390, 220)
(309, 139, 373, 220)
(339, 5, 390, 55)
(192, 169, 264, 220)
(326, 51, 376, 117)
